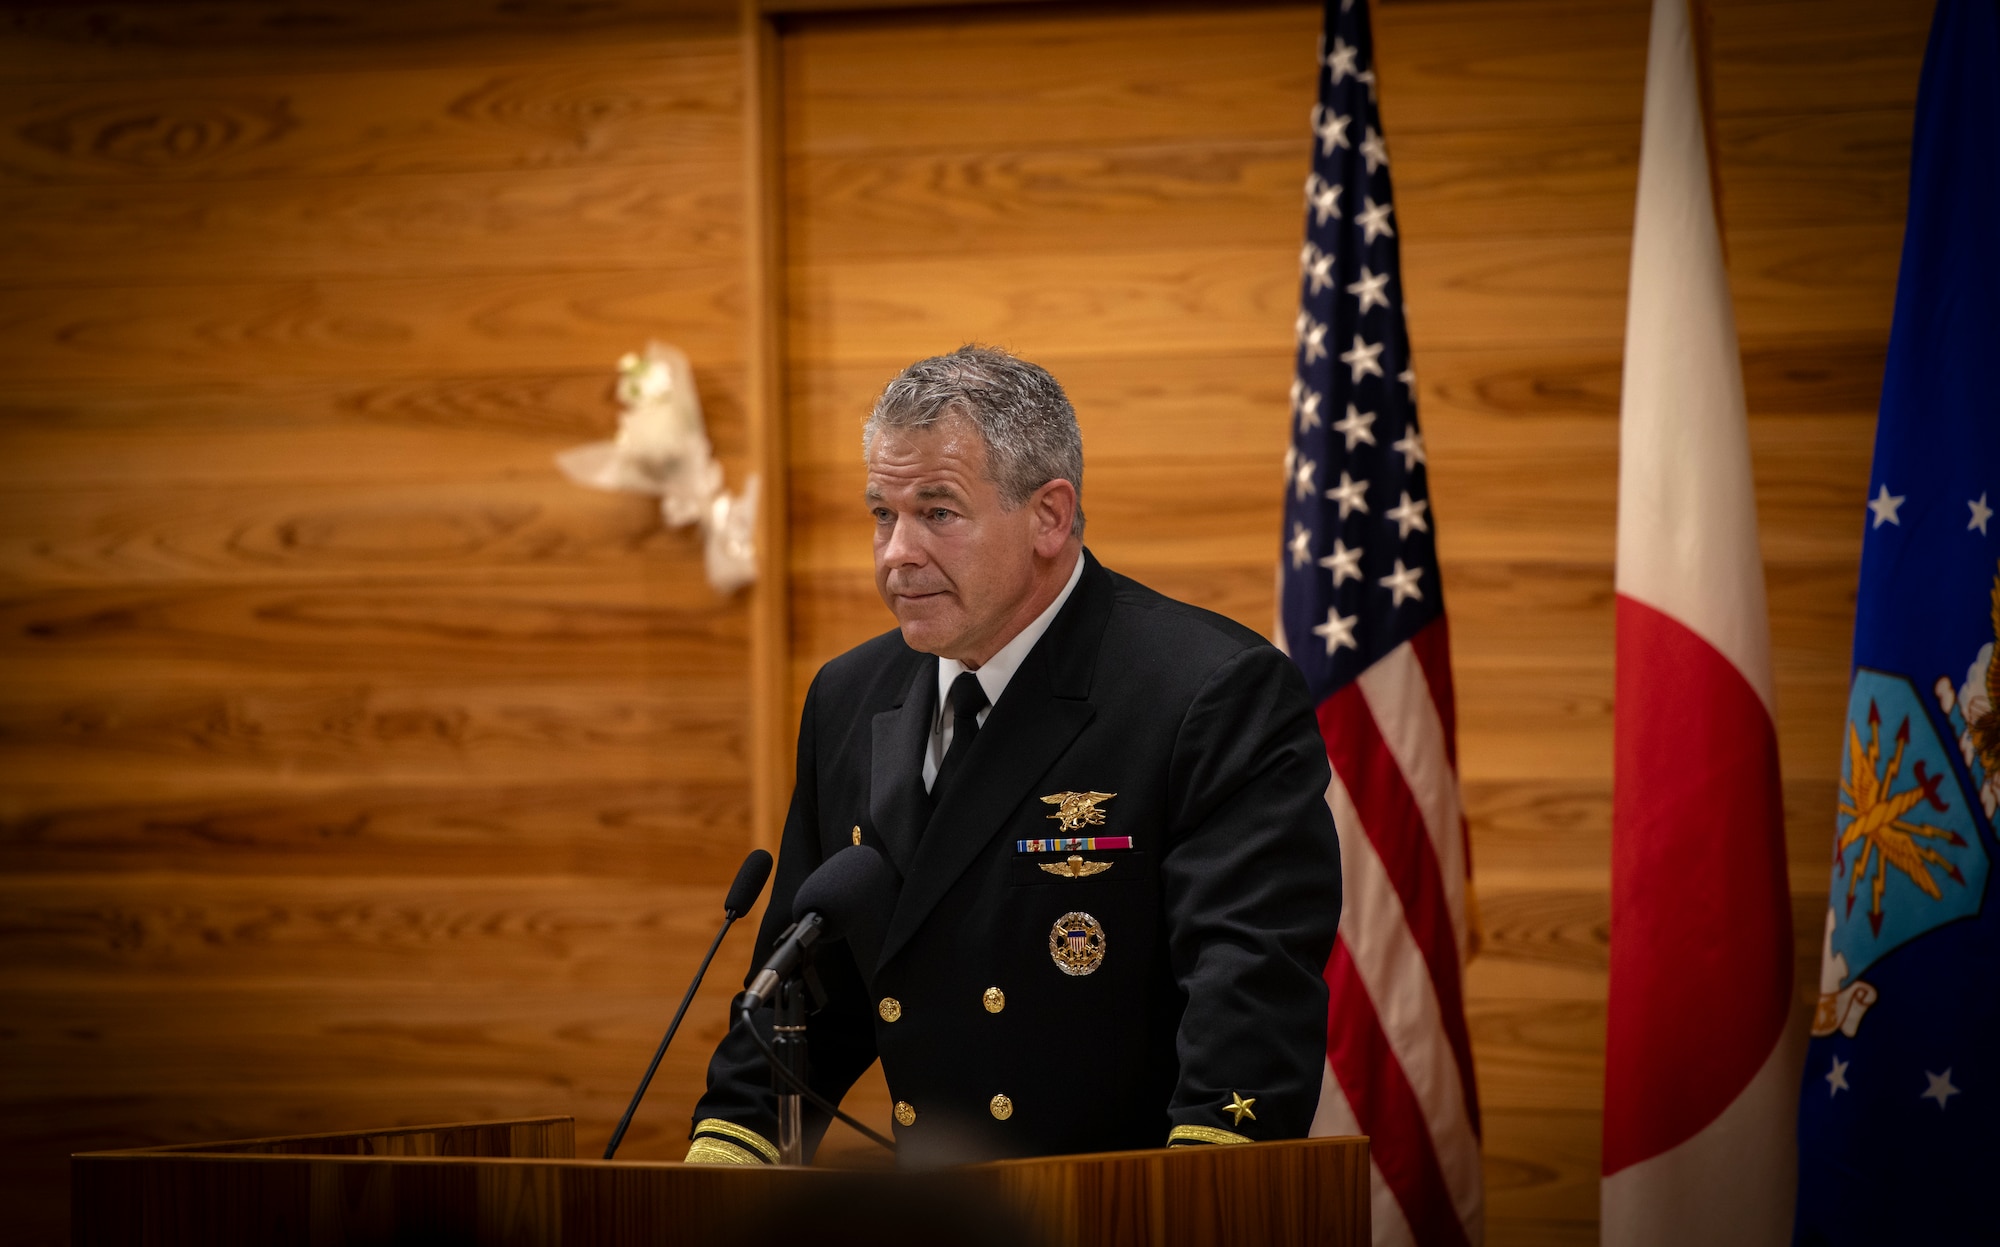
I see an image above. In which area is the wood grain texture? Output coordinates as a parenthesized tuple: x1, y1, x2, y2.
(0, 47, 743, 184)
(0, 676, 747, 789)
(0, 777, 751, 879)
(0, 266, 746, 385)
(70, 1124, 1368, 1247)
(0, 163, 745, 285)
(0, 3, 739, 82)
(0, 6, 756, 1244)
(154, 1116, 577, 1157)
(0, 366, 748, 453)
(745, 2, 793, 856)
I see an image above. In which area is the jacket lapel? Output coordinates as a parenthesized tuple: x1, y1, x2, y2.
(877, 553, 1113, 969)
(869, 658, 936, 875)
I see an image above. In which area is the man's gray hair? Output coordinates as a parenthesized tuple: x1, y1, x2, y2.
(864, 345, 1085, 537)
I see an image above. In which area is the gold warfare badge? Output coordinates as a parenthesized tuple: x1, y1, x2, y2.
(1049, 911, 1106, 976)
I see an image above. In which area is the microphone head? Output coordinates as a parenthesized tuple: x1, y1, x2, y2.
(792, 845, 890, 942)
(724, 849, 774, 917)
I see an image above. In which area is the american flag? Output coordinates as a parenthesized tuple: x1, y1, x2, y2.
(1278, 3, 1484, 1244)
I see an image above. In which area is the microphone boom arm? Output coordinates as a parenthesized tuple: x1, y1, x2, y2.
(735, 1002, 898, 1155)
(603, 914, 737, 1160)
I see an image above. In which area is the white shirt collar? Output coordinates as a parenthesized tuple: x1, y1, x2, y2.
(938, 550, 1086, 716)
(925, 551, 1085, 789)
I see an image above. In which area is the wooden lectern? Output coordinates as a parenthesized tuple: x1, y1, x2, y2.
(73, 1117, 1369, 1245)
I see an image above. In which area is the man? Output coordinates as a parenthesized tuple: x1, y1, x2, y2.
(686, 346, 1341, 1166)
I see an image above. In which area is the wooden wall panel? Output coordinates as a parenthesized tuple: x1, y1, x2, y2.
(0, 6, 754, 1243)
(0, 0, 1932, 1240)
(779, 0, 1929, 1241)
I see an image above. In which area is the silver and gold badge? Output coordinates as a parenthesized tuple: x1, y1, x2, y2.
(1049, 911, 1106, 976)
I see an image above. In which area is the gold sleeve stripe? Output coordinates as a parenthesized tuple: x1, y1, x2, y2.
(691, 1117, 780, 1164)
(685, 1137, 762, 1165)
(1167, 1124, 1254, 1147)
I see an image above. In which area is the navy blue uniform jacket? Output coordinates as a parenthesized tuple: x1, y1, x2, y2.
(691, 550, 1342, 1163)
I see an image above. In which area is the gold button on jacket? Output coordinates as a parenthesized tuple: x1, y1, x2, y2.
(989, 1093, 1013, 1121)
(982, 986, 1006, 1014)
(878, 997, 901, 1023)
(894, 1101, 916, 1127)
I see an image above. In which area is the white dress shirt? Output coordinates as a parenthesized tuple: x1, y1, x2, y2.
(922, 552, 1085, 793)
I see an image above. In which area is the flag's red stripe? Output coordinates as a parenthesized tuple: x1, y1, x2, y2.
(1320, 685, 1482, 1138)
(1606, 596, 1791, 1173)
(1409, 615, 1460, 774)
(1408, 617, 1476, 879)
(1325, 937, 1474, 1247)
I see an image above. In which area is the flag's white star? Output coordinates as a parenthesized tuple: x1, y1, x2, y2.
(1970, 493, 1993, 535)
(1303, 320, 1330, 364)
(1380, 558, 1424, 607)
(1340, 334, 1385, 384)
(1312, 104, 1352, 156)
(1300, 241, 1318, 272)
(1306, 248, 1336, 295)
(1293, 456, 1317, 501)
(1356, 195, 1396, 244)
(1333, 403, 1377, 450)
(1312, 607, 1359, 654)
(1921, 1068, 1959, 1110)
(1307, 175, 1342, 225)
(1298, 389, 1322, 432)
(1359, 126, 1390, 175)
(1325, 37, 1359, 83)
(1392, 428, 1427, 471)
(1325, 471, 1370, 519)
(1825, 1056, 1849, 1097)
(1868, 484, 1904, 528)
(1347, 266, 1391, 314)
(1318, 537, 1364, 586)
(1295, 310, 1311, 342)
(1398, 367, 1416, 397)
(1283, 444, 1296, 480)
(1386, 491, 1431, 538)
(1356, 67, 1377, 102)
(1288, 521, 1314, 569)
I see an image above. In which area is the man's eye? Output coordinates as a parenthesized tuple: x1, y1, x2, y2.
(930, 508, 953, 522)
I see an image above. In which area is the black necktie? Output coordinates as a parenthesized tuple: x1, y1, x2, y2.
(932, 671, 989, 804)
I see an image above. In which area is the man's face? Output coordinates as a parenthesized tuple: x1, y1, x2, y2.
(867, 415, 1040, 663)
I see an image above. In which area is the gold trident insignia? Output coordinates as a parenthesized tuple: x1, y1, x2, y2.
(1040, 790, 1116, 833)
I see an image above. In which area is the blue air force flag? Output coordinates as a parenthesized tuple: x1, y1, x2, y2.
(1793, 4, 2000, 1243)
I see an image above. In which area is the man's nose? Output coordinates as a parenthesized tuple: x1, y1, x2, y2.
(878, 513, 925, 566)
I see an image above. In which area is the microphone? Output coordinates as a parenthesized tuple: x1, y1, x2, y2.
(602, 848, 772, 1160)
(741, 845, 889, 1012)
(724, 849, 775, 919)
(735, 846, 899, 1158)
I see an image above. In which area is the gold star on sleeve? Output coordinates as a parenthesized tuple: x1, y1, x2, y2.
(1225, 1092, 1257, 1126)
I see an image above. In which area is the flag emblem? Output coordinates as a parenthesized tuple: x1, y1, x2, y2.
(1048, 912, 1105, 976)
(1838, 674, 1983, 940)
(1820, 668, 1991, 1044)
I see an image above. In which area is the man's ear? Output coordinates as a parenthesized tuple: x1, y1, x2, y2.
(1029, 479, 1078, 557)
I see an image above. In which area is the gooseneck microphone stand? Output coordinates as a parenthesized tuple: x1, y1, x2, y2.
(771, 975, 810, 1165)
(735, 999, 896, 1158)
(603, 849, 771, 1160)
(732, 845, 897, 1159)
